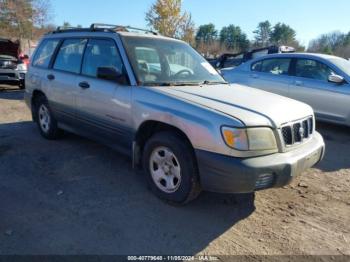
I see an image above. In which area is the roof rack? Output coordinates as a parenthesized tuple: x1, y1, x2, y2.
(55, 26, 81, 32)
(90, 23, 158, 35)
(47, 23, 159, 35)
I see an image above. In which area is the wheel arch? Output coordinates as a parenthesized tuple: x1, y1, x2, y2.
(31, 89, 47, 121)
(133, 120, 195, 168)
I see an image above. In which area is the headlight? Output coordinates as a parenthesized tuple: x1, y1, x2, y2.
(221, 126, 277, 151)
(16, 63, 27, 71)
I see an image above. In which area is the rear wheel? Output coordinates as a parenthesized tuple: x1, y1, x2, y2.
(34, 95, 62, 139)
(143, 132, 201, 204)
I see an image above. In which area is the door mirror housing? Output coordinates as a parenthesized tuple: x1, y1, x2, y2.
(97, 67, 128, 85)
(328, 74, 345, 84)
(20, 54, 29, 60)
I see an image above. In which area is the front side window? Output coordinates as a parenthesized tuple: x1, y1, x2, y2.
(82, 39, 124, 78)
(32, 39, 60, 68)
(53, 39, 87, 74)
(251, 61, 262, 72)
(296, 59, 334, 81)
(121, 36, 226, 86)
(261, 58, 291, 75)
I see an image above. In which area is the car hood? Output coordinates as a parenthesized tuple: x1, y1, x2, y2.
(0, 39, 19, 59)
(149, 84, 314, 127)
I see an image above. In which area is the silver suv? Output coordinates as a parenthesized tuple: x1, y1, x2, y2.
(25, 24, 325, 204)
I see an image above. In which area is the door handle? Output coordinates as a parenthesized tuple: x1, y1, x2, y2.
(251, 74, 258, 79)
(79, 81, 90, 89)
(295, 80, 303, 86)
(47, 74, 55, 81)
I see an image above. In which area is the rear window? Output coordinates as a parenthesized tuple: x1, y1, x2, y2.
(32, 39, 60, 68)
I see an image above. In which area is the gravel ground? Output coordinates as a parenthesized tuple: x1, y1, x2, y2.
(0, 85, 349, 257)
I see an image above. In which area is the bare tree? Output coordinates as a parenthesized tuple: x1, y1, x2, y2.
(308, 31, 349, 57)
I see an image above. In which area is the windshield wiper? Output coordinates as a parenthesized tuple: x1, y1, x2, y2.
(142, 81, 229, 87)
(201, 80, 229, 85)
(143, 82, 202, 87)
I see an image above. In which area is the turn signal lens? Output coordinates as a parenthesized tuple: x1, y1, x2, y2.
(221, 127, 248, 150)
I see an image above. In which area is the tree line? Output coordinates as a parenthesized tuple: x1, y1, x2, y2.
(308, 31, 350, 58)
(195, 21, 304, 57)
(146, 0, 350, 58)
(0, 0, 53, 42)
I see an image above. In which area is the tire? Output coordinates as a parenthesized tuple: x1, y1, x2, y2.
(142, 132, 201, 204)
(34, 95, 62, 140)
(19, 80, 25, 90)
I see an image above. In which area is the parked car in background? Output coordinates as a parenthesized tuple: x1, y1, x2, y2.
(208, 45, 295, 70)
(25, 24, 324, 204)
(0, 38, 27, 89)
(222, 53, 350, 127)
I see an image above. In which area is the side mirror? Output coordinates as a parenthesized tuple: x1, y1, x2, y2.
(97, 67, 128, 85)
(19, 54, 29, 60)
(328, 74, 345, 84)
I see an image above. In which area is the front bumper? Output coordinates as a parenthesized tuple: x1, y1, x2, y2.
(0, 69, 26, 84)
(196, 132, 325, 193)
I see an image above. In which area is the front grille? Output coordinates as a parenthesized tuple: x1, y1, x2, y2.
(0, 73, 16, 78)
(293, 123, 302, 142)
(281, 117, 314, 146)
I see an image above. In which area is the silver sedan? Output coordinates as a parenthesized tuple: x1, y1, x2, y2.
(222, 53, 350, 126)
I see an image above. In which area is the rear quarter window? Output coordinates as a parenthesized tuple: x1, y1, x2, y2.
(32, 39, 60, 68)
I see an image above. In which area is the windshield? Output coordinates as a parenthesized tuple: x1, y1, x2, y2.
(329, 57, 350, 76)
(121, 35, 226, 86)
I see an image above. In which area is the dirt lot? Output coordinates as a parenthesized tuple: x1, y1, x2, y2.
(0, 85, 349, 257)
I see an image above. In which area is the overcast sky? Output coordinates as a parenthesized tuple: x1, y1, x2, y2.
(51, 0, 350, 46)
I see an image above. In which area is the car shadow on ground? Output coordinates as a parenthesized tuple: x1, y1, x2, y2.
(0, 85, 24, 101)
(315, 122, 350, 172)
(0, 121, 255, 255)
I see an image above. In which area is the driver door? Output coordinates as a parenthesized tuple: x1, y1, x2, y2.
(289, 58, 350, 123)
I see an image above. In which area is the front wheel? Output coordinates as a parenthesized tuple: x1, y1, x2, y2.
(143, 132, 201, 204)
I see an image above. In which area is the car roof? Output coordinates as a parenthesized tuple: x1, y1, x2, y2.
(254, 52, 340, 61)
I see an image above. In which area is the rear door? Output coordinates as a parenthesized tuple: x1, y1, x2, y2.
(246, 57, 293, 97)
(289, 58, 350, 123)
(49, 38, 87, 124)
(27, 38, 60, 99)
(75, 38, 133, 153)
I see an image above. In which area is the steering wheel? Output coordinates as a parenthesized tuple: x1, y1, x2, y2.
(173, 69, 193, 78)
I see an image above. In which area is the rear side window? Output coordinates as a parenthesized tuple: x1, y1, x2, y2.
(53, 39, 87, 74)
(296, 59, 334, 81)
(82, 39, 124, 77)
(261, 58, 291, 75)
(32, 39, 60, 68)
